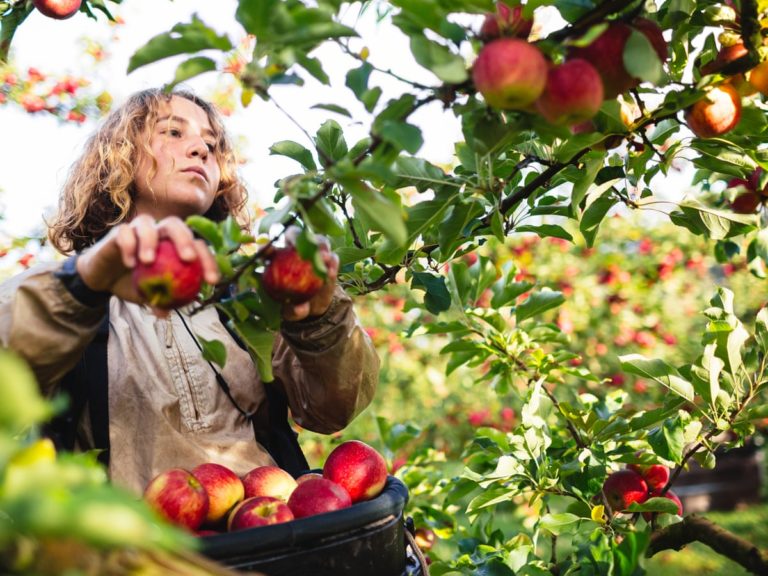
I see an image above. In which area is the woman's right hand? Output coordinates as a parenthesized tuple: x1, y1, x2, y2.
(75, 215, 220, 312)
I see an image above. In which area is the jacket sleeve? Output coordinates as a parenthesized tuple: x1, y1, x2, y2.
(272, 286, 380, 434)
(0, 258, 109, 394)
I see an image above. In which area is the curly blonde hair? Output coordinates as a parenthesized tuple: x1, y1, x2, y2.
(47, 88, 248, 254)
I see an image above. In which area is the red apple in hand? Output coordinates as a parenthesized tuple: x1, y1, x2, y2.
(227, 496, 294, 531)
(479, 2, 533, 41)
(191, 463, 244, 525)
(536, 59, 604, 126)
(132, 239, 204, 309)
(143, 468, 209, 531)
(33, 0, 82, 19)
(262, 245, 326, 305)
(242, 465, 298, 502)
(472, 38, 548, 110)
(287, 477, 352, 519)
(602, 469, 649, 512)
(323, 440, 388, 503)
(685, 84, 742, 138)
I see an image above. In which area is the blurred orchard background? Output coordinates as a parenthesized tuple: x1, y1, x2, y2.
(2, 1, 768, 575)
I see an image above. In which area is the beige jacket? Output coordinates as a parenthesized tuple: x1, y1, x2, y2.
(0, 261, 379, 494)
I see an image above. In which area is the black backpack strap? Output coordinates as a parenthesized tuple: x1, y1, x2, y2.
(211, 308, 309, 477)
(45, 314, 110, 466)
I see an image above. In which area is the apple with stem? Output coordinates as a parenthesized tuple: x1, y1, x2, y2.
(143, 468, 209, 531)
(227, 496, 294, 531)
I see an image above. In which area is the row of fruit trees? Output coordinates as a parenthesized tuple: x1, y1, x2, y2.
(3, 0, 768, 574)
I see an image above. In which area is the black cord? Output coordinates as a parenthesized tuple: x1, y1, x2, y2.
(175, 309, 256, 421)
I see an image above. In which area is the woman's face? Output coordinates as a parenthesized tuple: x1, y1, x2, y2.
(133, 96, 222, 220)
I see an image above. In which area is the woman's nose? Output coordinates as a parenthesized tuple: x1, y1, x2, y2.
(187, 136, 208, 160)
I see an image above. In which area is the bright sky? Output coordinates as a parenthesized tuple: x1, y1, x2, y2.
(0, 0, 463, 238)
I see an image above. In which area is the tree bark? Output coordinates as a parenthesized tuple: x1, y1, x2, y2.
(647, 514, 768, 576)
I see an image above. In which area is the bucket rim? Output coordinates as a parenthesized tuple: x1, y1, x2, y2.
(200, 475, 409, 558)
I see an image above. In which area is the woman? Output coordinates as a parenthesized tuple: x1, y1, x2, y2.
(0, 88, 379, 494)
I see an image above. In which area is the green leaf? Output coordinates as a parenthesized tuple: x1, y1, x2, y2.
(624, 29, 664, 84)
(376, 121, 424, 154)
(539, 513, 583, 536)
(167, 56, 217, 89)
(315, 120, 348, 167)
(411, 271, 451, 314)
(198, 336, 227, 369)
(0, 350, 52, 431)
(620, 355, 695, 401)
(344, 180, 407, 248)
(516, 290, 565, 322)
(186, 215, 224, 251)
(755, 307, 768, 353)
(236, 0, 279, 39)
(270, 140, 317, 171)
(515, 224, 573, 242)
(627, 497, 682, 515)
(670, 199, 758, 240)
(580, 194, 617, 247)
(127, 15, 232, 73)
(346, 62, 373, 100)
(229, 318, 276, 383)
(409, 34, 468, 84)
(648, 417, 686, 464)
(571, 152, 605, 211)
(311, 103, 352, 118)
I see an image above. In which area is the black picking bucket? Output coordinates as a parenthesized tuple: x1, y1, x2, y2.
(200, 476, 424, 576)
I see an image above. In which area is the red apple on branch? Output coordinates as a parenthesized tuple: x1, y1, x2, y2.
(627, 462, 670, 492)
(132, 238, 204, 310)
(227, 496, 294, 531)
(287, 477, 352, 519)
(685, 84, 742, 138)
(191, 463, 244, 525)
(568, 19, 667, 98)
(472, 38, 548, 110)
(262, 245, 325, 305)
(143, 468, 209, 531)
(241, 465, 298, 502)
(479, 2, 533, 42)
(535, 59, 604, 126)
(602, 469, 649, 512)
(33, 0, 82, 19)
(322, 440, 388, 503)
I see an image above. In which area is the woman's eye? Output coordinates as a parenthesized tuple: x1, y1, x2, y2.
(206, 142, 216, 153)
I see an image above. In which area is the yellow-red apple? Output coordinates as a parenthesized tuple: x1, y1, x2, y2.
(33, 0, 81, 19)
(192, 463, 244, 525)
(143, 468, 209, 531)
(242, 465, 298, 502)
(685, 84, 742, 138)
(227, 496, 294, 531)
(472, 38, 548, 110)
(479, 2, 533, 41)
(536, 59, 604, 126)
